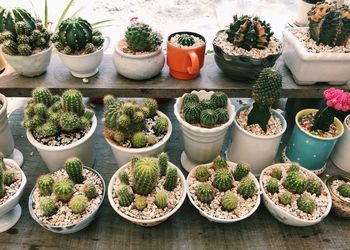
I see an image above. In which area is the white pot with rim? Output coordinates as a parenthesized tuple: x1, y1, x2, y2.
(2, 45, 53, 77)
(57, 37, 110, 78)
(26, 115, 97, 172)
(331, 114, 350, 172)
(104, 111, 172, 168)
(227, 106, 287, 176)
(113, 39, 165, 80)
(174, 90, 235, 172)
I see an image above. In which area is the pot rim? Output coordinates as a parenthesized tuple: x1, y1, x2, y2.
(56, 45, 103, 58)
(344, 114, 350, 131)
(167, 31, 206, 50)
(114, 39, 162, 59)
(26, 115, 97, 151)
(0, 93, 8, 117)
(2, 44, 53, 59)
(326, 175, 350, 205)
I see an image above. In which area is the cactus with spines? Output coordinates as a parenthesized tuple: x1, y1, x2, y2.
(177, 33, 195, 46)
(146, 134, 157, 145)
(183, 102, 201, 124)
(237, 177, 256, 199)
(64, 157, 84, 184)
(215, 108, 229, 124)
(118, 170, 130, 185)
(132, 157, 159, 195)
(134, 196, 147, 211)
(32, 87, 53, 107)
(308, 2, 350, 47)
(54, 179, 74, 202)
(283, 171, 306, 194)
(195, 166, 210, 182)
(0, 153, 5, 198)
(287, 163, 301, 173)
(155, 190, 168, 209)
(3, 170, 16, 186)
(221, 191, 238, 211)
(233, 162, 250, 181)
(132, 132, 147, 148)
(213, 156, 228, 170)
(62, 89, 85, 116)
(196, 183, 215, 203)
(338, 183, 350, 197)
(211, 92, 228, 109)
(84, 183, 97, 199)
(247, 68, 282, 132)
(37, 174, 54, 196)
(306, 178, 322, 196)
(266, 178, 279, 194)
(103, 95, 116, 107)
(69, 195, 88, 214)
(279, 191, 293, 205)
(226, 15, 274, 51)
(164, 167, 178, 191)
(297, 195, 316, 214)
(271, 167, 282, 180)
(143, 98, 158, 117)
(158, 152, 168, 176)
(117, 185, 134, 207)
(200, 109, 218, 128)
(53, 17, 104, 55)
(155, 117, 168, 135)
(40, 197, 57, 216)
(199, 100, 215, 111)
(213, 168, 233, 192)
(59, 112, 81, 132)
(183, 93, 199, 106)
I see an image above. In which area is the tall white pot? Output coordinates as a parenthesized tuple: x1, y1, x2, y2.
(0, 94, 14, 157)
(174, 90, 235, 172)
(227, 106, 287, 176)
(331, 115, 350, 172)
(26, 115, 97, 172)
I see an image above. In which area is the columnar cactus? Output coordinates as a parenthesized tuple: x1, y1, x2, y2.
(213, 169, 233, 192)
(62, 90, 85, 116)
(84, 183, 97, 199)
(306, 178, 322, 196)
(155, 117, 168, 135)
(69, 195, 88, 214)
(297, 195, 316, 214)
(54, 179, 74, 202)
(40, 197, 57, 216)
(117, 185, 135, 207)
(233, 162, 250, 181)
(195, 166, 210, 182)
(266, 178, 279, 194)
(200, 109, 218, 128)
(177, 33, 195, 46)
(155, 190, 168, 209)
(237, 177, 256, 199)
(132, 157, 159, 195)
(213, 156, 228, 170)
(164, 167, 178, 191)
(134, 196, 147, 211)
(0, 153, 5, 198)
(118, 170, 130, 185)
(338, 183, 350, 197)
(210, 92, 228, 109)
(283, 171, 306, 194)
(279, 191, 293, 205)
(196, 183, 214, 203)
(64, 157, 84, 184)
(271, 167, 282, 180)
(158, 152, 168, 176)
(221, 191, 238, 211)
(37, 174, 54, 196)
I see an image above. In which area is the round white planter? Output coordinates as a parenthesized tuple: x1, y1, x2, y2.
(108, 160, 186, 227)
(2, 45, 53, 77)
(0, 159, 27, 232)
(227, 106, 287, 176)
(26, 115, 97, 172)
(259, 163, 332, 227)
(113, 39, 165, 80)
(331, 115, 350, 172)
(104, 111, 172, 168)
(174, 90, 235, 172)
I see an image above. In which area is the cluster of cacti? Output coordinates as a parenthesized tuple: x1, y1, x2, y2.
(0, 152, 18, 198)
(52, 17, 104, 55)
(22, 87, 94, 139)
(181, 91, 229, 128)
(125, 21, 162, 52)
(177, 33, 195, 46)
(237, 177, 256, 199)
(247, 67, 283, 132)
(0, 7, 51, 56)
(233, 162, 250, 181)
(297, 194, 316, 214)
(104, 95, 167, 148)
(338, 183, 350, 197)
(226, 15, 274, 51)
(308, 2, 350, 47)
(266, 178, 279, 194)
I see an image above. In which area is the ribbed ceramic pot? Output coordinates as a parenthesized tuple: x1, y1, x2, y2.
(284, 109, 344, 174)
(0, 94, 14, 157)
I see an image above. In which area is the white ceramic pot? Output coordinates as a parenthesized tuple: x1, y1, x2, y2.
(260, 163, 332, 227)
(26, 115, 97, 172)
(174, 90, 235, 172)
(0, 159, 27, 232)
(108, 160, 186, 227)
(113, 39, 165, 80)
(3, 45, 53, 77)
(28, 166, 105, 234)
(227, 106, 287, 176)
(331, 115, 350, 172)
(283, 28, 350, 85)
(294, 0, 314, 27)
(105, 111, 172, 168)
(0, 94, 14, 157)
(57, 37, 110, 78)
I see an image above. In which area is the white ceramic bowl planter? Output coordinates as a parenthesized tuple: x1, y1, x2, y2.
(293, 0, 315, 27)
(2, 45, 53, 77)
(174, 90, 235, 172)
(113, 39, 165, 80)
(331, 115, 350, 172)
(0, 94, 23, 166)
(104, 111, 172, 167)
(57, 37, 110, 78)
(0, 159, 27, 233)
(26, 115, 97, 172)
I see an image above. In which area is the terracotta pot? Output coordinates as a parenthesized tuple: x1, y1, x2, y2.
(167, 32, 206, 80)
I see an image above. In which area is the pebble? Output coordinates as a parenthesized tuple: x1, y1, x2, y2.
(0, 162, 22, 206)
(169, 34, 205, 49)
(299, 113, 338, 138)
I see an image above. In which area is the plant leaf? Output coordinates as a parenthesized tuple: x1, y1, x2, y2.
(55, 0, 75, 32)
(44, 0, 48, 28)
(91, 19, 115, 27)
(70, 6, 85, 18)
(29, 0, 39, 19)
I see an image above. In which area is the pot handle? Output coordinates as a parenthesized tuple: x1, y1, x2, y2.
(103, 36, 111, 51)
(186, 51, 199, 75)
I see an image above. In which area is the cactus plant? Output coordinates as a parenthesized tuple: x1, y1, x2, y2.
(62, 89, 85, 116)
(271, 167, 282, 180)
(146, 134, 157, 145)
(132, 157, 159, 195)
(164, 167, 178, 191)
(237, 177, 256, 199)
(266, 178, 279, 194)
(199, 100, 215, 111)
(221, 191, 238, 211)
(155, 117, 168, 135)
(54, 179, 74, 202)
(215, 108, 229, 124)
(195, 166, 210, 182)
(287, 162, 301, 173)
(158, 152, 168, 176)
(37, 174, 54, 196)
(69, 195, 88, 214)
(183, 102, 201, 124)
(143, 98, 158, 117)
(134, 196, 147, 211)
(132, 132, 147, 148)
(117, 185, 135, 207)
(155, 190, 168, 209)
(278, 191, 293, 205)
(0, 153, 5, 198)
(64, 157, 84, 184)
(200, 109, 218, 128)
(84, 183, 97, 199)
(233, 162, 250, 181)
(297, 194, 316, 214)
(183, 93, 199, 106)
(210, 92, 228, 109)
(196, 183, 214, 203)
(118, 170, 130, 185)
(213, 156, 228, 170)
(306, 178, 322, 196)
(39, 197, 57, 216)
(338, 183, 350, 197)
(3, 170, 16, 186)
(213, 168, 233, 192)
(177, 33, 195, 46)
(283, 171, 306, 194)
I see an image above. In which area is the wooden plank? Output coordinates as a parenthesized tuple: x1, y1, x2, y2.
(0, 54, 348, 98)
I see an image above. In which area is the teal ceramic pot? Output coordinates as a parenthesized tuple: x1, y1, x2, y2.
(284, 109, 344, 174)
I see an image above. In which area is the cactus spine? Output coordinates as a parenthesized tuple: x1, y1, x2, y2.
(164, 167, 177, 191)
(64, 157, 84, 184)
(69, 195, 88, 214)
(221, 191, 238, 211)
(132, 157, 159, 195)
(155, 190, 168, 209)
(213, 168, 233, 192)
(37, 174, 54, 196)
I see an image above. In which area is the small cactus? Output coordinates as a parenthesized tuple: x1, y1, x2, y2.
(212, 156, 228, 170)
(64, 157, 84, 184)
(125, 22, 162, 52)
(196, 183, 214, 203)
(59, 112, 81, 132)
(62, 89, 85, 116)
(39, 197, 57, 216)
(177, 33, 195, 46)
(210, 92, 228, 109)
(158, 152, 168, 176)
(155, 190, 168, 209)
(118, 170, 130, 185)
(233, 162, 250, 181)
(3, 170, 16, 186)
(266, 178, 279, 194)
(297, 194, 316, 214)
(143, 98, 158, 117)
(54, 179, 74, 202)
(271, 167, 282, 180)
(287, 163, 301, 174)
(69, 195, 88, 214)
(132, 157, 159, 195)
(213, 168, 233, 192)
(37, 175, 54, 196)
(278, 191, 293, 205)
(164, 167, 178, 191)
(113, 130, 125, 144)
(117, 185, 135, 207)
(32, 87, 52, 107)
(283, 171, 306, 194)
(146, 134, 157, 145)
(103, 95, 115, 107)
(134, 196, 147, 211)
(195, 166, 210, 182)
(84, 183, 97, 199)
(200, 109, 218, 128)
(154, 117, 168, 135)
(215, 108, 229, 124)
(199, 99, 215, 111)
(84, 43, 95, 54)
(338, 183, 350, 198)
(306, 178, 322, 196)
(183, 93, 199, 106)
(131, 132, 147, 148)
(221, 191, 238, 211)
(183, 102, 201, 124)
(237, 177, 256, 199)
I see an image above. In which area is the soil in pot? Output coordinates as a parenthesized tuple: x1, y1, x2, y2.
(169, 34, 205, 49)
(298, 112, 339, 138)
(327, 177, 350, 218)
(119, 39, 160, 55)
(0, 161, 22, 206)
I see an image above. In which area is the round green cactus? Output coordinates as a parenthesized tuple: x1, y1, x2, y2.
(33, 103, 47, 118)
(283, 171, 306, 194)
(195, 166, 210, 182)
(154, 117, 168, 135)
(133, 157, 159, 195)
(69, 195, 88, 214)
(140, 106, 150, 118)
(338, 183, 350, 198)
(158, 152, 168, 176)
(183, 93, 199, 106)
(54, 179, 74, 202)
(287, 163, 301, 174)
(215, 108, 229, 124)
(32, 87, 52, 107)
(306, 178, 322, 196)
(0, 8, 36, 34)
(146, 134, 157, 145)
(155, 190, 168, 209)
(233, 162, 250, 181)
(132, 111, 145, 124)
(103, 95, 116, 107)
(39, 197, 57, 217)
(122, 102, 135, 117)
(84, 43, 95, 54)
(117, 185, 135, 207)
(17, 43, 32, 56)
(37, 174, 54, 196)
(134, 196, 147, 211)
(84, 182, 97, 199)
(177, 33, 195, 46)
(213, 168, 233, 192)
(297, 195, 316, 214)
(196, 183, 214, 203)
(62, 89, 85, 116)
(118, 170, 130, 185)
(271, 167, 283, 180)
(213, 156, 228, 170)
(131, 132, 147, 148)
(60, 112, 81, 132)
(125, 22, 162, 52)
(164, 167, 178, 191)
(117, 114, 131, 130)
(278, 191, 293, 205)
(64, 157, 84, 184)
(221, 191, 238, 211)
(266, 178, 279, 194)
(200, 109, 218, 128)
(83, 109, 94, 120)
(237, 177, 256, 199)
(113, 130, 125, 144)
(199, 99, 215, 111)
(210, 92, 228, 109)
(3, 170, 16, 186)
(183, 102, 201, 124)
(143, 98, 158, 117)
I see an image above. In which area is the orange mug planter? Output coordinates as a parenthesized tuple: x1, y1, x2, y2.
(167, 32, 206, 80)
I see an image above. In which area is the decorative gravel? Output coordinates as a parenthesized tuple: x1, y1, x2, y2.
(290, 28, 350, 53)
(298, 113, 339, 138)
(188, 163, 259, 220)
(119, 39, 159, 55)
(112, 163, 183, 220)
(236, 107, 283, 136)
(213, 30, 281, 59)
(261, 165, 330, 221)
(0, 162, 22, 206)
(31, 168, 104, 227)
(169, 34, 205, 49)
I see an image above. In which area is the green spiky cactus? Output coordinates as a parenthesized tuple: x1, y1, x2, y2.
(84, 183, 97, 199)
(134, 196, 147, 211)
(54, 179, 74, 202)
(155, 190, 168, 209)
(164, 167, 177, 191)
(118, 170, 130, 185)
(62, 89, 85, 116)
(143, 98, 158, 117)
(213, 168, 233, 192)
(3, 170, 16, 186)
(213, 156, 228, 170)
(211, 92, 228, 109)
(155, 117, 168, 135)
(196, 183, 214, 203)
(17, 43, 32, 55)
(117, 185, 134, 207)
(39, 197, 57, 216)
(0, 8, 35, 34)
(237, 177, 256, 199)
(64, 157, 84, 184)
(233, 162, 250, 181)
(221, 191, 238, 211)
(125, 22, 162, 52)
(306, 178, 322, 196)
(177, 33, 195, 46)
(287, 163, 301, 173)
(200, 109, 218, 128)
(183, 102, 201, 124)
(0, 153, 5, 198)
(183, 93, 199, 106)
(103, 95, 116, 107)
(158, 152, 168, 176)
(297, 195, 316, 214)
(195, 166, 210, 182)
(247, 68, 282, 132)
(271, 167, 282, 180)
(69, 195, 88, 214)
(84, 43, 95, 54)
(283, 171, 306, 194)
(215, 108, 229, 124)
(266, 178, 279, 194)
(37, 174, 54, 196)
(338, 183, 350, 197)
(226, 15, 273, 51)
(279, 191, 293, 205)
(146, 134, 157, 145)
(35, 122, 58, 137)
(199, 99, 215, 111)
(1, 40, 17, 55)
(60, 112, 81, 132)
(132, 157, 159, 195)
(131, 132, 147, 148)
(117, 114, 131, 130)
(32, 87, 52, 107)
(132, 111, 145, 124)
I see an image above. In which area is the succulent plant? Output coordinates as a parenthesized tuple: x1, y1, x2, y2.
(0, 153, 5, 198)
(213, 156, 228, 170)
(221, 191, 238, 211)
(183, 102, 201, 124)
(132, 132, 147, 148)
(210, 92, 228, 109)
(164, 167, 177, 191)
(158, 152, 168, 176)
(155, 190, 168, 209)
(62, 89, 85, 116)
(266, 178, 279, 194)
(338, 183, 350, 197)
(3, 169, 16, 186)
(134, 196, 147, 211)
(233, 162, 250, 181)
(39, 197, 57, 216)
(143, 98, 158, 117)
(146, 134, 157, 145)
(177, 33, 195, 46)
(297, 194, 316, 214)
(287, 162, 301, 173)
(215, 108, 229, 124)
(64, 157, 84, 184)
(237, 177, 256, 199)
(54, 179, 74, 202)
(247, 68, 282, 132)
(155, 117, 168, 135)
(308, 2, 350, 47)
(283, 171, 306, 194)
(69, 195, 88, 214)
(200, 109, 218, 128)
(118, 170, 130, 185)
(196, 183, 214, 203)
(278, 191, 293, 205)
(183, 93, 199, 106)
(271, 167, 282, 180)
(195, 166, 210, 182)
(306, 178, 322, 196)
(117, 185, 135, 207)
(226, 15, 273, 51)
(84, 183, 97, 199)
(199, 100, 215, 111)
(213, 168, 233, 192)
(37, 174, 54, 196)
(132, 157, 159, 195)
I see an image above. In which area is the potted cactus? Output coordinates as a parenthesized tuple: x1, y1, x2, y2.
(283, 88, 348, 173)
(331, 114, 350, 172)
(213, 15, 282, 81)
(51, 17, 108, 78)
(326, 175, 350, 218)
(227, 68, 287, 175)
(174, 90, 235, 172)
(108, 153, 186, 226)
(103, 95, 172, 166)
(283, 1, 350, 85)
(112, 18, 164, 80)
(0, 152, 27, 233)
(0, 7, 53, 77)
(260, 162, 332, 226)
(186, 157, 260, 223)
(28, 157, 105, 234)
(22, 87, 97, 172)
